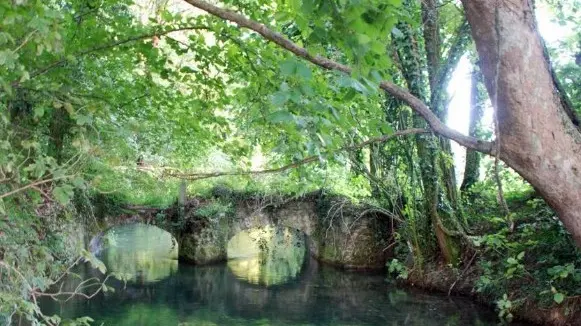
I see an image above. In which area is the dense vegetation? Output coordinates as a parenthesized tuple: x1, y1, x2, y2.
(1, 0, 580, 324)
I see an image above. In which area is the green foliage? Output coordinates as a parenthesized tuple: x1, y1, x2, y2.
(195, 201, 234, 219)
(387, 258, 409, 280)
(0, 201, 78, 323)
(89, 163, 179, 207)
(467, 166, 581, 316)
(496, 294, 514, 322)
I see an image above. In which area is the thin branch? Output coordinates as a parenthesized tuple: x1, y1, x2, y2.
(167, 128, 429, 180)
(0, 176, 72, 200)
(12, 30, 38, 54)
(31, 185, 52, 202)
(13, 25, 213, 87)
(448, 252, 478, 296)
(32, 275, 112, 302)
(181, 0, 493, 154)
(118, 93, 150, 108)
(51, 257, 83, 285)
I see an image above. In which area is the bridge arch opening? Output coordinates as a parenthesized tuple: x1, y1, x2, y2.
(91, 223, 178, 283)
(226, 225, 308, 286)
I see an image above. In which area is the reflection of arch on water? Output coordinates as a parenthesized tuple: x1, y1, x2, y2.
(226, 225, 309, 286)
(87, 258, 323, 321)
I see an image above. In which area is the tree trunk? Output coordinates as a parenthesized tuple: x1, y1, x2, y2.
(462, 0, 581, 245)
(421, 0, 469, 230)
(369, 143, 381, 198)
(394, 16, 459, 264)
(178, 180, 187, 221)
(461, 69, 485, 193)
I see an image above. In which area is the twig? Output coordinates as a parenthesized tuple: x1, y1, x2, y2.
(12, 30, 38, 54)
(32, 275, 112, 303)
(382, 239, 397, 252)
(448, 252, 478, 296)
(13, 25, 213, 87)
(0, 175, 73, 200)
(168, 128, 429, 180)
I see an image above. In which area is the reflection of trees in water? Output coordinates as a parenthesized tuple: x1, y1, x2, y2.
(41, 260, 502, 326)
(226, 226, 306, 286)
(101, 249, 178, 283)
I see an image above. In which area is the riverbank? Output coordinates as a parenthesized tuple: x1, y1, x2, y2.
(399, 261, 581, 325)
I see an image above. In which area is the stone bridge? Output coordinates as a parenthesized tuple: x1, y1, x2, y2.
(89, 193, 394, 270)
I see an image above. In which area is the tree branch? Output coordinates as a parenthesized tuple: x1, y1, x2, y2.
(0, 176, 72, 200)
(13, 25, 213, 87)
(167, 128, 429, 180)
(181, 0, 493, 154)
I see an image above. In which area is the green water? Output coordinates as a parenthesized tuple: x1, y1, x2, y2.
(41, 224, 505, 325)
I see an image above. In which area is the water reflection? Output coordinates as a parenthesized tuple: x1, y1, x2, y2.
(39, 224, 510, 325)
(227, 226, 306, 286)
(41, 259, 508, 326)
(99, 223, 178, 283)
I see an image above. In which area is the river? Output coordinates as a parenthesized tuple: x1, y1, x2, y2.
(41, 224, 504, 325)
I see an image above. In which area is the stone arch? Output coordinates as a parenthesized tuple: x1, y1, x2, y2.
(178, 195, 393, 270)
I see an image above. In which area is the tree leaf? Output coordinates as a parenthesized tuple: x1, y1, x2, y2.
(72, 176, 85, 188)
(357, 33, 371, 44)
(391, 27, 404, 38)
(52, 185, 74, 205)
(34, 106, 45, 118)
(280, 59, 296, 76)
(76, 114, 92, 126)
(381, 124, 394, 135)
(296, 62, 312, 80)
(63, 102, 74, 115)
(270, 91, 290, 106)
(554, 292, 565, 304)
(267, 110, 294, 123)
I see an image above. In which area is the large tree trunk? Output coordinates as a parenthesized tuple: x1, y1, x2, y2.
(462, 0, 581, 245)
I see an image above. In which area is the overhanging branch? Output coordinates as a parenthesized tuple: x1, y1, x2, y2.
(182, 0, 493, 155)
(167, 128, 429, 181)
(13, 25, 213, 87)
